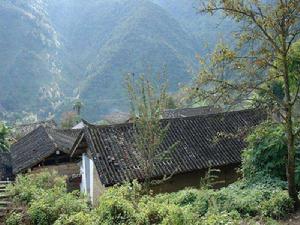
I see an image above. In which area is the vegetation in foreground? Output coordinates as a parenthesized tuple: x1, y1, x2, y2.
(5, 171, 291, 225)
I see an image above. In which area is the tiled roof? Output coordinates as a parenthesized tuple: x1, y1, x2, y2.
(83, 108, 266, 187)
(11, 126, 81, 174)
(13, 119, 57, 139)
(163, 106, 221, 118)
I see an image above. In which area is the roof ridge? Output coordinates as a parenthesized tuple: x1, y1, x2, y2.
(11, 125, 46, 147)
(164, 105, 213, 111)
(43, 127, 59, 149)
(85, 108, 265, 130)
(15, 119, 56, 127)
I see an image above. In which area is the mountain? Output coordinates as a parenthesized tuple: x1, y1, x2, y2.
(0, 0, 235, 123)
(0, 0, 64, 119)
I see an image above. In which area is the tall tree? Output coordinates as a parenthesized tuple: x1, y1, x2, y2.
(0, 122, 9, 152)
(193, 0, 300, 207)
(73, 99, 84, 116)
(125, 73, 177, 190)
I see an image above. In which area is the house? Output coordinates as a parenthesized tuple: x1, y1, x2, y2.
(10, 125, 81, 189)
(71, 108, 266, 203)
(12, 119, 57, 140)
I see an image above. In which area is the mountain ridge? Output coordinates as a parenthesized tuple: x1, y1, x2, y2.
(0, 0, 235, 123)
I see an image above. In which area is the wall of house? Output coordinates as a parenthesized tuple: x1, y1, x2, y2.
(151, 163, 240, 193)
(31, 162, 81, 191)
(92, 162, 106, 205)
(31, 162, 80, 177)
(80, 154, 91, 194)
(79, 153, 106, 205)
(90, 163, 240, 202)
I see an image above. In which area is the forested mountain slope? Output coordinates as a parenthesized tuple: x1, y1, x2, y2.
(0, 0, 63, 119)
(0, 0, 235, 122)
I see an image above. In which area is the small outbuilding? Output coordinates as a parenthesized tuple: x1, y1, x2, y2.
(11, 126, 81, 189)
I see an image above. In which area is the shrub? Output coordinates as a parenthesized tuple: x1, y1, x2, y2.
(28, 190, 88, 225)
(6, 171, 89, 225)
(155, 189, 212, 217)
(137, 199, 194, 225)
(54, 212, 94, 225)
(95, 195, 137, 225)
(6, 171, 293, 225)
(7, 171, 66, 204)
(5, 212, 22, 225)
(209, 182, 293, 218)
(199, 211, 242, 225)
(242, 122, 300, 186)
(260, 190, 293, 219)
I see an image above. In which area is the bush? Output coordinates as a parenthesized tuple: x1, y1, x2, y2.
(54, 212, 94, 225)
(242, 122, 300, 186)
(155, 180, 293, 220)
(7, 171, 66, 204)
(209, 182, 293, 219)
(6, 172, 293, 225)
(95, 195, 137, 225)
(5, 212, 22, 225)
(199, 211, 242, 225)
(28, 190, 88, 225)
(155, 189, 211, 217)
(6, 171, 89, 225)
(260, 190, 293, 219)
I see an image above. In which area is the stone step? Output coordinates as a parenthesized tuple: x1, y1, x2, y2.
(0, 189, 7, 194)
(0, 181, 12, 184)
(0, 201, 11, 207)
(0, 185, 8, 189)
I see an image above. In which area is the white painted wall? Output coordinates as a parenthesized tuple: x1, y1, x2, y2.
(80, 153, 95, 203)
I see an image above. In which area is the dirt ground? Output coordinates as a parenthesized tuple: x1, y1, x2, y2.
(280, 210, 300, 225)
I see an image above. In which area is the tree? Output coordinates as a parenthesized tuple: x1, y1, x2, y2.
(0, 122, 9, 152)
(73, 99, 84, 116)
(125, 73, 177, 190)
(193, 0, 300, 207)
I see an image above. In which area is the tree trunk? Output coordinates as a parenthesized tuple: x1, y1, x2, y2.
(282, 47, 300, 208)
(286, 119, 300, 209)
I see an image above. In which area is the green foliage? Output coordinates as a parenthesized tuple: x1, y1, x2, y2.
(94, 179, 292, 224)
(1, 0, 225, 122)
(6, 171, 89, 225)
(260, 190, 293, 219)
(5, 212, 22, 225)
(0, 122, 10, 152)
(211, 182, 292, 218)
(125, 74, 178, 189)
(199, 211, 242, 225)
(28, 190, 88, 225)
(54, 212, 94, 225)
(7, 173, 293, 224)
(7, 171, 66, 204)
(242, 121, 300, 187)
